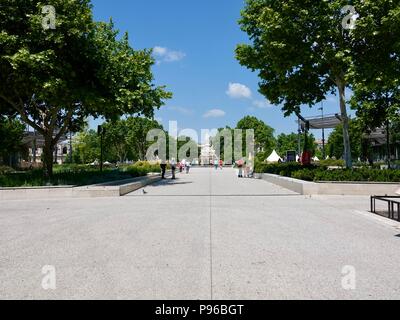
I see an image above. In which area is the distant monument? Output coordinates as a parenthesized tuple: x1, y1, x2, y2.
(199, 138, 217, 166)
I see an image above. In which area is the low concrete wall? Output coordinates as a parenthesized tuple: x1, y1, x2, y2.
(0, 174, 162, 200)
(255, 173, 400, 196)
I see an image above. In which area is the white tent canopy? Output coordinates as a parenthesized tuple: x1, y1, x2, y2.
(312, 156, 320, 162)
(266, 150, 283, 163)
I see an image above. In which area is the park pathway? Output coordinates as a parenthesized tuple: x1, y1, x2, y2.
(1, 167, 400, 299)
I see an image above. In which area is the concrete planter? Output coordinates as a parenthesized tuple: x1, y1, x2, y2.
(0, 174, 161, 200)
(255, 173, 400, 196)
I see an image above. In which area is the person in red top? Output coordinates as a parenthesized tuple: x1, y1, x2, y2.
(219, 159, 223, 170)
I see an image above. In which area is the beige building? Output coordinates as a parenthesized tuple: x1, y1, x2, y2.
(20, 130, 71, 168)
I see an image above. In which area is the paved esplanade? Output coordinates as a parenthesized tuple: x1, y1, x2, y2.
(1, 168, 400, 299)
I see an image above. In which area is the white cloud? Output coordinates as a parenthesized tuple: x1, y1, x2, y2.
(153, 46, 167, 56)
(226, 82, 252, 99)
(253, 100, 273, 109)
(153, 46, 186, 63)
(203, 109, 226, 118)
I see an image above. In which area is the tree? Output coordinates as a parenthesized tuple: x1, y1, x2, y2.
(125, 117, 163, 161)
(350, 0, 400, 130)
(176, 135, 199, 162)
(103, 120, 132, 163)
(211, 126, 234, 163)
(236, 116, 276, 161)
(326, 119, 363, 161)
(72, 129, 100, 164)
(236, 0, 368, 168)
(0, 116, 25, 164)
(276, 132, 317, 157)
(0, 0, 171, 177)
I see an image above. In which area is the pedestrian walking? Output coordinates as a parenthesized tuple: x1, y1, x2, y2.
(243, 160, 248, 178)
(186, 161, 191, 174)
(236, 159, 244, 178)
(181, 158, 187, 171)
(219, 159, 223, 170)
(170, 158, 176, 179)
(160, 159, 167, 179)
(214, 159, 219, 170)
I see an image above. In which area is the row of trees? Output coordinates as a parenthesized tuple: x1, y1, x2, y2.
(0, 0, 171, 176)
(212, 116, 317, 163)
(72, 117, 199, 164)
(236, 0, 400, 168)
(2, 112, 388, 167)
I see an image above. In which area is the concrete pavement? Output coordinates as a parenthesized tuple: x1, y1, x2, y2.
(0, 167, 399, 299)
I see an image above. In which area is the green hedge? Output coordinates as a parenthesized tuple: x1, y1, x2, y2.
(0, 161, 162, 187)
(257, 162, 400, 182)
(255, 162, 316, 177)
(314, 168, 400, 182)
(318, 159, 345, 167)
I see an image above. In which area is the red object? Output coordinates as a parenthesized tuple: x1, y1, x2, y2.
(236, 160, 244, 167)
(301, 151, 312, 166)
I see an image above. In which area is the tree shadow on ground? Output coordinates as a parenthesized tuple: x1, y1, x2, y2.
(151, 179, 193, 187)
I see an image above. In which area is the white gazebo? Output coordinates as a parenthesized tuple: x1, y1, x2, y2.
(266, 150, 282, 163)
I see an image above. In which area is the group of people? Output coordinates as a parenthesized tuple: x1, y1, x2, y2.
(160, 158, 191, 179)
(235, 159, 253, 178)
(213, 159, 224, 170)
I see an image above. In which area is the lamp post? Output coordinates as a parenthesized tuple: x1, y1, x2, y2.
(318, 103, 326, 160)
(386, 120, 391, 169)
(98, 125, 106, 173)
(297, 115, 302, 157)
(69, 130, 73, 163)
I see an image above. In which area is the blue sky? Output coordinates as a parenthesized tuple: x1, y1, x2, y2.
(91, 0, 350, 140)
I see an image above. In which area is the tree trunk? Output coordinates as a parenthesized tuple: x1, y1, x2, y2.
(43, 136, 54, 179)
(337, 81, 353, 169)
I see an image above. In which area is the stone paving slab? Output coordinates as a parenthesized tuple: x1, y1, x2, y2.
(1, 168, 400, 299)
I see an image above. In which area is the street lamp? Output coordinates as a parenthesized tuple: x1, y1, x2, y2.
(98, 125, 106, 172)
(318, 103, 326, 160)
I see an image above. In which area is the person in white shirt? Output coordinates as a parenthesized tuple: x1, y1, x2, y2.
(186, 161, 191, 174)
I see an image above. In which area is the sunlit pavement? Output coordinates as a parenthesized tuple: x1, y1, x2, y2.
(1, 167, 400, 299)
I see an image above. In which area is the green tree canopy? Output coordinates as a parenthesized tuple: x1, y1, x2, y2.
(125, 117, 164, 161)
(276, 132, 317, 157)
(326, 119, 364, 161)
(236, 0, 389, 168)
(350, 0, 400, 130)
(236, 116, 276, 161)
(72, 129, 100, 164)
(0, 116, 25, 164)
(0, 0, 171, 176)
